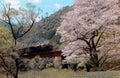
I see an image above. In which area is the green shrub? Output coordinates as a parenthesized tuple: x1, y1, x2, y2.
(29, 56, 42, 70)
(19, 59, 31, 71)
(68, 63, 77, 71)
(85, 60, 93, 72)
(38, 59, 47, 70)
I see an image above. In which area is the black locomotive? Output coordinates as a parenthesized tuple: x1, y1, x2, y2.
(19, 44, 53, 55)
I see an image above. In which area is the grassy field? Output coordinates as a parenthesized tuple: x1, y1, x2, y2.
(19, 68, 81, 78)
(19, 69, 120, 78)
(1, 68, 120, 78)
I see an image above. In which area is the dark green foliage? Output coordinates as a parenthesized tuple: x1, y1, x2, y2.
(85, 60, 93, 72)
(85, 60, 104, 71)
(68, 63, 77, 71)
(19, 59, 31, 72)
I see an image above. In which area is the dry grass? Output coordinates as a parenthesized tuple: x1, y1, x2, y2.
(19, 68, 82, 78)
(19, 69, 120, 78)
(1, 68, 120, 78)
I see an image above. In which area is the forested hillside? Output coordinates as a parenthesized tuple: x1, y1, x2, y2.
(37, 6, 72, 33)
(19, 6, 72, 49)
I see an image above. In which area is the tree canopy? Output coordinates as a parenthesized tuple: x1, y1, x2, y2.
(57, 0, 120, 64)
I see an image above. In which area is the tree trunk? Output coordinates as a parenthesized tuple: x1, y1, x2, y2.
(14, 74, 18, 78)
(14, 59, 19, 78)
(95, 62, 99, 68)
(94, 54, 99, 68)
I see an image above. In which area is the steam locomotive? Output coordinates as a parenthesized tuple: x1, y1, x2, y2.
(19, 44, 53, 55)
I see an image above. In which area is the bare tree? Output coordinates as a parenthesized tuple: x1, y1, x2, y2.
(0, 3, 41, 45)
(0, 2, 41, 78)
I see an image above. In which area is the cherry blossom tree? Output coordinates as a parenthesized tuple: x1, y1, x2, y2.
(57, 0, 120, 68)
